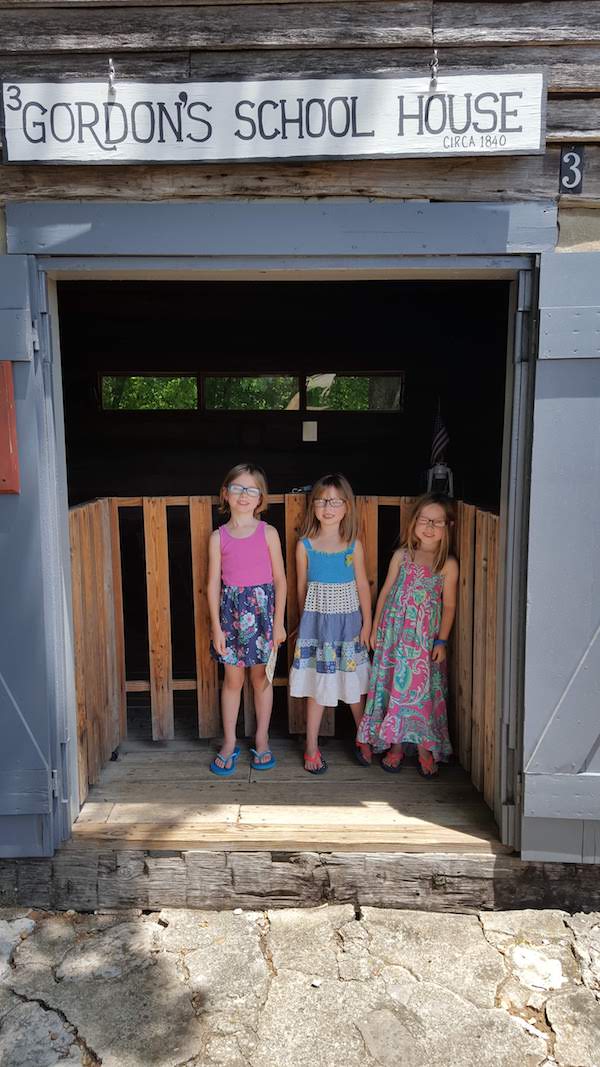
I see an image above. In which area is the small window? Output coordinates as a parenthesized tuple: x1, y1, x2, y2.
(101, 375, 197, 410)
(205, 375, 298, 411)
(306, 374, 404, 412)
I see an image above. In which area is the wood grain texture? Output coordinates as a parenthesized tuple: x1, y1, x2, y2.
(356, 496, 378, 607)
(4, 43, 600, 93)
(470, 510, 489, 793)
(189, 496, 220, 737)
(142, 497, 174, 740)
(0, 363, 19, 494)
(457, 502, 475, 772)
(109, 499, 127, 739)
(0, 149, 567, 205)
(69, 510, 89, 803)
(435, 2, 600, 46)
(483, 515, 498, 811)
(284, 493, 308, 734)
(0, 4, 432, 53)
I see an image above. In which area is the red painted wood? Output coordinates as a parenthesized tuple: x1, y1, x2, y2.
(0, 363, 20, 494)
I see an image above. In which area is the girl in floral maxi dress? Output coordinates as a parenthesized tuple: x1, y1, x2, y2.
(357, 494, 458, 777)
(207, 464, 287, 777)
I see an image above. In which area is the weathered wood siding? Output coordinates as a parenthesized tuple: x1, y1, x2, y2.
(1, 1, 599, 204)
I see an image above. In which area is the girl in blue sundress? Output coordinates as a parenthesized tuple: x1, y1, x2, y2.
(289, 473, 372, 774)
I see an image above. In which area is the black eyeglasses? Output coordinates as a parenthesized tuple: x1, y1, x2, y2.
(228, 483, 261, 499)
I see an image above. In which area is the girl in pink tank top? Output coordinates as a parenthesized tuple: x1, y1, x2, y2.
(206, 464, 287, 777)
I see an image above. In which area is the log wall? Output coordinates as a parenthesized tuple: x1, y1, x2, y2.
(69, 494, 500, 809)
(1, 1, 600, 205)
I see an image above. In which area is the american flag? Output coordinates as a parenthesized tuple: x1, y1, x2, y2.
(430, 410, 450, 465)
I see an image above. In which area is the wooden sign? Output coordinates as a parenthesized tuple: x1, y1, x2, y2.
(0, 363, 20, 494)
(1, 73, 546, 164)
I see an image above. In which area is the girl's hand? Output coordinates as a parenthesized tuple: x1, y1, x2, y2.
(212, 627, 227, 657)
(274, 623, 287, 647)
(432, 643, 447, 663)
(360, 624, 371, 649)
(369, 626, 379, 652)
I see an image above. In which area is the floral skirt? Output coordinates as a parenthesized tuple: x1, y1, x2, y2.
(211, 583, 274, 667)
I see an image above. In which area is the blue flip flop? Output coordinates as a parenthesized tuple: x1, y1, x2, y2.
(250, 748, 277, 771)
(210, 746, 241, 777)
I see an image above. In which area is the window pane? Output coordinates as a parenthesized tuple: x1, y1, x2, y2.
(101, 375, 197, 410)
(306, 374, 404, 411)
(205, 376, 298, 411)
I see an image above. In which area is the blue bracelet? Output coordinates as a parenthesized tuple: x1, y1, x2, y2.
(433, 639, 447, 647)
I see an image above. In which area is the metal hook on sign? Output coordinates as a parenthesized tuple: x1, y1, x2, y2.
(108, 57, 116, 95)
(429, 48, 439, 89)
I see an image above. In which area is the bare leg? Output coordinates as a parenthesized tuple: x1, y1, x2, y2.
(214, 664, 244, 770)
(305, 697, 325, 771)
(250, 663, 273, 764)
(349, 696, 366, 729)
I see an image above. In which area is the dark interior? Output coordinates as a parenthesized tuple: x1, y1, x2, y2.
(58, 279, 510, 732)
(58, 279, 510, 507)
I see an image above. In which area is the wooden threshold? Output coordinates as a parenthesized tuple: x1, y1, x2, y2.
(71, 739, 505, 854)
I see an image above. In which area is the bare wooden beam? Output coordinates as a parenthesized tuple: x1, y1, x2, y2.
(0, 3, 432, 53)
(0, 148, 567, 205)
(435, 2, 600, 47)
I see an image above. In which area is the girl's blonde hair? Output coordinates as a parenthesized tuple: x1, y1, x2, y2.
(219, 463, 268, 516)
(402, 493, 455, 573)
(300, 473, 358, 543)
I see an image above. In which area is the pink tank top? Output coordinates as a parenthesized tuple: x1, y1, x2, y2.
(220, 522, 273, 587)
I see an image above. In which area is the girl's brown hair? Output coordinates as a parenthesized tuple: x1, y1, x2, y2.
(219, 463, 268, 516)
(300, 473, 358, 543)
(402, 493, 455, 573)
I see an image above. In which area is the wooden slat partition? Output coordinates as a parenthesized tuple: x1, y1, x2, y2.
(143, 498, 174, 740)
(190, 496, 220, 737)
(69, 500, 126, 797)
(69, 493, 501, 811)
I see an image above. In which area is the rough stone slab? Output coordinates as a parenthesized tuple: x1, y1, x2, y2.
(267, 905, 355, 979)
(565, 911, 600, 994)
(546, 986, 600, 1066)
(361, 908, 506, 1009)
(0, 916, 36, 979)
(0, 997, 85, 1066)
(480, 909, 571, 949)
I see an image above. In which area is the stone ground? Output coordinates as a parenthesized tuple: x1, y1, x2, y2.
(0, 905, 599, 1067)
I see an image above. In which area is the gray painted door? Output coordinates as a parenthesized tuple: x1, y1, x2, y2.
(0, 255, 71, 857)
(522, 251, 600, 863)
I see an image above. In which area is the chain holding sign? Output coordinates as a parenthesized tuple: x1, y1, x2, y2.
(1, 73, 546, 165)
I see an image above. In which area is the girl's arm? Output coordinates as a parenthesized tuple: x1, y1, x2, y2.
(432, 556, 459, 663)
(352, 540, 372, 647)
(370, 550, 403, 650)
(207, 529, 227, 657)
(265, 525, 287, 646)
(295, 539, 308, 619)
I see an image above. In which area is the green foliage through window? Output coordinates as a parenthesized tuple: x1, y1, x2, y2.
(205, 376, 298, 411)
(102, 376, 197, 410)
(307, 374, 404, 411)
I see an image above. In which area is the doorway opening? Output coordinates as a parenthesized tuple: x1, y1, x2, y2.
(57, 276, 514, 853)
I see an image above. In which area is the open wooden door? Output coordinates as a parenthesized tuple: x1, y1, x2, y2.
(522, 251, 600, 863)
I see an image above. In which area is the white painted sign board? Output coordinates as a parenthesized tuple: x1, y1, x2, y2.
(1, 74, 546, 164)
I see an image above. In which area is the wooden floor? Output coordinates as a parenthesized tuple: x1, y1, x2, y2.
(73, 737, 505, 854)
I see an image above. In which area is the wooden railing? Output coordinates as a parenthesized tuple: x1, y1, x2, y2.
(69, 495, 500, 808)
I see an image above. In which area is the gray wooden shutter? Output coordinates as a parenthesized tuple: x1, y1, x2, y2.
(522, 252, 600, 863)
(0, 255, 57, 857)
